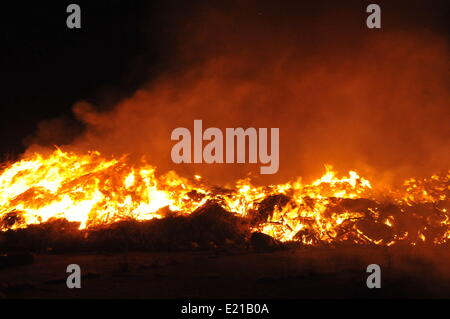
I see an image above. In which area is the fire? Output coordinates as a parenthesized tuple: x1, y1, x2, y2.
(0, 149, 449, 246)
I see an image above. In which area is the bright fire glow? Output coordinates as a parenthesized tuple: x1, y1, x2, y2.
(0, 149, 448, 245)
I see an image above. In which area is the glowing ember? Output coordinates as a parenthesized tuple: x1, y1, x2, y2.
(0, 149, 448, 246)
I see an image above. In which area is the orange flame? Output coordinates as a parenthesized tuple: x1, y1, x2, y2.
(0, 149, 448, 245)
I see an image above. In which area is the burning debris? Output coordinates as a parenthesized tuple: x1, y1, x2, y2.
(0, 149, 449, 250)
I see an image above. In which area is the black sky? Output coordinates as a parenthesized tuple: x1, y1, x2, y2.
(0, 1, 176, 157)
(0, 0, 448, 160)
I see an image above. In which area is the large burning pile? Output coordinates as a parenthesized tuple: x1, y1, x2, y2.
(0, 149, 448, 247)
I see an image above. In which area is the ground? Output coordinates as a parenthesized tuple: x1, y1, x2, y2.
(1, 246, 449, 299)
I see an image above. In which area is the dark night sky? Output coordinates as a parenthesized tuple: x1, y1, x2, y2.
(0, 1, 181, 157)
(0, 0, 449, 160)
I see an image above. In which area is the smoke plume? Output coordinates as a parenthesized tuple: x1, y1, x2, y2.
(26, 1, 450, 185)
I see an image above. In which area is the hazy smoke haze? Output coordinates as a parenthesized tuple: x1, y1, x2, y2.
(26, 1, 450, 185)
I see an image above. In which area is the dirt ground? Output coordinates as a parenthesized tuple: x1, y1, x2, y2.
(1, 246, 449, 299)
